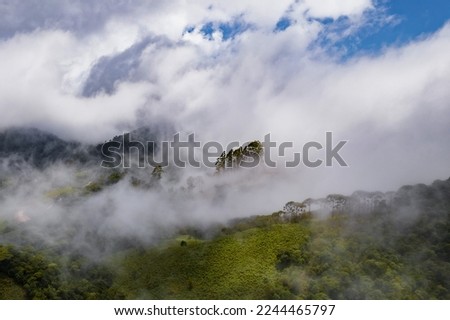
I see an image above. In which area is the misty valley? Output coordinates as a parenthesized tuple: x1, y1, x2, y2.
(0, 127, 449, 300)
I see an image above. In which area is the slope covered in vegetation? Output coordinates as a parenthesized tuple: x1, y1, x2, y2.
(0, 177, 449, 299)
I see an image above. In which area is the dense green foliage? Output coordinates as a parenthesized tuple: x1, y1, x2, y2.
(0, 245, 122, 299)
(215, 140, 263, 172)
(0, 178, 449, 299)
(114, 205, 449, 299)
(116, 223, 309, 299)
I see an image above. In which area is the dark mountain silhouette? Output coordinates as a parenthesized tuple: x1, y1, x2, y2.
(0, 125, 174, 168)
(0, 127, 90, 168)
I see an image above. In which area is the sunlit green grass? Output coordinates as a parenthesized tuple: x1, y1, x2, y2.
(115, 223, 309, 299)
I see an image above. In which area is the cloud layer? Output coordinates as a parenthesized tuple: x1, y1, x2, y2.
(0, 0, 449, 196)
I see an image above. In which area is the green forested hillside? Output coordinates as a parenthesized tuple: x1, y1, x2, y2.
(116, 223, 309, 299)
(0, 178, 449, 299)
(113, 208, 449, 299)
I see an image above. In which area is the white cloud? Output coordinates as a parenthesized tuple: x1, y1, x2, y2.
(0, 0, 448, 195)
(302, 0, 373, 19)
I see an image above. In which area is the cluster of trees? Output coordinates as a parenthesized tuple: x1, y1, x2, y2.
(269, 178, 450, 299)
(270, 205, 449, 299)
(0, 177, 448, 299)
(0, 244, 121, 299)
(283, 201, 307, 215)
(215, 141, 263, 172)
(45, 165, 165, 200)
(281, 201, 313, 222)
(117, 178, 450, 300)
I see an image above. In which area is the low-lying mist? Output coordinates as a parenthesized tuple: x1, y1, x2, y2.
(1, 128, 448, 262)
(0, 143, 309, 257)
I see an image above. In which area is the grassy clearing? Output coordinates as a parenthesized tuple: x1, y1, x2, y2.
(115, 223, 309, 299)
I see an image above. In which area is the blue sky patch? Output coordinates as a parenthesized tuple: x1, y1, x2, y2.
(184, 25, 195, 34)
(274, 17, 292, 32)
(318, 0, 450, 60)
(200, 22, 215, 40)
(199, 18, 251, 41)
